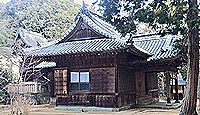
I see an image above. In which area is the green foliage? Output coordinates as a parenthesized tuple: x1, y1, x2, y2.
(98, 0, 146, 36)
(173, 35, 187, 59)
(180, 65, 187, 80)
(0, 68, 13, 104)
(98, 0, 199, 56)
(0, 0, 80, 46)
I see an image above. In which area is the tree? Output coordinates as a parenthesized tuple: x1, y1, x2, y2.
(98, 0, 199, 114)
(179, 0, 199, 114)
(0, 68, 13, 104)
(6, 38, 51, 115)
(0, 0, 80, 46)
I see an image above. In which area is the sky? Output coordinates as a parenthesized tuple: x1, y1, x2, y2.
(0, 0, 96, 4)
(0, 0, 9, 4)
(75, 0, 96, 5)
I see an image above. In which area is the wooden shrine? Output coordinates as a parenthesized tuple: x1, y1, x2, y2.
(23, 5, 183, 108)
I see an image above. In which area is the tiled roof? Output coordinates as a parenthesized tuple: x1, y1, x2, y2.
(35, 61, 56, 68)
(26, 4, 179, 61)
(132, 34, 179, 61)
(0, 47, 13, 58)
(59, 4, 121, 42)
(17, 28, 48, 47)
(25, 6, 150, 57)
(29, 38, 127, 57)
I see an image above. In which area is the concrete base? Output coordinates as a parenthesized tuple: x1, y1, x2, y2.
(136, 100, 182, 109)
(166, 103, 172, 106)
(55, 106, 120, 112)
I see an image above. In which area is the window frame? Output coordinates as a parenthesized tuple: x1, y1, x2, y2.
(70, 71, 90, 92)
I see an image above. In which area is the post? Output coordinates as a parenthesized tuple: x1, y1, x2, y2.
(165, 71, 171, 105)
(175, 74, 180, 103)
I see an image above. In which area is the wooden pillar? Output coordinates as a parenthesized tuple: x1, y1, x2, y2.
(175, 73, 180, 103)
(165, 71, 171, 105)
(170, 78, 173, 99)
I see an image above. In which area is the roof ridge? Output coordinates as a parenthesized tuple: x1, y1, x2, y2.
(58, 4, 121, 43)
(19, 28, 44, 38)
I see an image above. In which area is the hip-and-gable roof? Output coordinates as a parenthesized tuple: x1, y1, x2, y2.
(131, 34, 180, 61)
(57, 4, 121, 43)
(27, 4, 150, 58)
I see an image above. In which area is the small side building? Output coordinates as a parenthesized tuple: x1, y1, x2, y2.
(12, 28, 53, 56)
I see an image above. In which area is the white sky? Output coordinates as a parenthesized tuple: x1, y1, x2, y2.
(0, 0, 96, 4)
(0, 0, 9, 4)
(74, 0, 96, 5)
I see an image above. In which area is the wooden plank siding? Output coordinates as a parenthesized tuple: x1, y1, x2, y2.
(55, 67, 117, 107)
(58, 19, 105, 43)
(145, 72, 159, 98)
(117, 66, 137, 107)
(90, 67, 115, 93)
(48, 52, 117, 69)
(44, 51, 159, 107)
(56, 93, 117, 107)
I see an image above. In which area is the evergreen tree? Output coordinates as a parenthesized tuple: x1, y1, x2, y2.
(98, 0, 199, 114)
(0, 0, 80, 46)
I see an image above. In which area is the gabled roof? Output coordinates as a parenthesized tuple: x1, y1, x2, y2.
(132, 34, 179, 61)
(58, 4, 121, 43)
(16, 28, 48, 47)
(0, 47, 13, 58)
(28, 5, 150, 58)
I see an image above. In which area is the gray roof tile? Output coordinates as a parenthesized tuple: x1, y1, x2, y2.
(29, 38, 126, 56)
(133, 35, 178, 61)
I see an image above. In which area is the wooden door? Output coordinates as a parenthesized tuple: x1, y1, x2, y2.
(54, 69, 68, 95)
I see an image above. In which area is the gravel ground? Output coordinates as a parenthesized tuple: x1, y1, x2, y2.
(0, 105, 199, 115)
(0, 105, 179, 115)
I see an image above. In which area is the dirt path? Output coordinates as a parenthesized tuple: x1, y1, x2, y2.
(29, 108, 180, 115)
(0, 106, 180, 115)
(1, 106, 199, 115)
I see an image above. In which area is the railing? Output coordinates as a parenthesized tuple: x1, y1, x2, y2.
(148, 89, 158, 98)
(7, 82, 41, 94)
(56, 93, 117, 107)
(56, 92, 137, 107)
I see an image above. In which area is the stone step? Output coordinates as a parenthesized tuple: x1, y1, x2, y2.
(137, 96, 158, 105)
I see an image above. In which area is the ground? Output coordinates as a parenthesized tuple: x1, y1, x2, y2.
(28, 108, 180, 115)
(0, 105, 189, 115)
(0, 104, 199, 115)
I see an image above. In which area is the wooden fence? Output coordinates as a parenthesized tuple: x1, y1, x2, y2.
(7, 82, 41, 94)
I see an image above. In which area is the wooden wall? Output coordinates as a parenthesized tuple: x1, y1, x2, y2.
(44, 51, 159, 107)
(135, 72, 146, 97)
(59, 19, 105, 43)
(70, 28, 103, 40)
(54, 69, 68, 95)
(117, 66, 137, 107)
(90, 67, 115, 93)
(48, 52, 117, 69)
(55, 67, 117, 107)
(145, 72, 158, 98)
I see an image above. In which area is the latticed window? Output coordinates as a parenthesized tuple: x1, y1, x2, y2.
(70, 72, 89, 92)
(54, 69, 67, 95)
